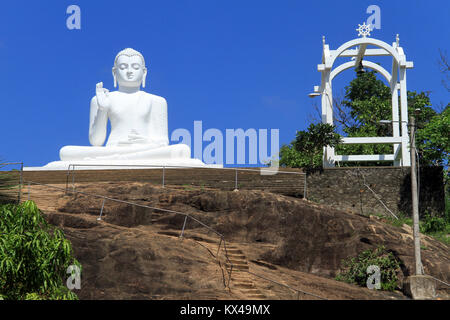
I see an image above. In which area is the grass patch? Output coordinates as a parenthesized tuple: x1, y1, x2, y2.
(370, 212, 412, 228)
(369, 211, 450, 245)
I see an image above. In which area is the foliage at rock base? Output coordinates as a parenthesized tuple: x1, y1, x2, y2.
(335, 246, 401, 291)
(0, 201, 80, 300)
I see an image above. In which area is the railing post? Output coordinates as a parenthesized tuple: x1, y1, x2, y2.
(18, 162, 23, 203)
(217, 237, 223, 257)
(72, 165, 76, 195)
(65, 165, 71, 194)
(97, 198, 106, 221)
(162, 166, 165, 188)
(179, 215, 188, 238)
(303, 173, 307, 200)
(228, 264, 233, 288)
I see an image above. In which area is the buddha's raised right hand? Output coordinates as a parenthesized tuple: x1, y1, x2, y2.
(95, 82, 111, 111)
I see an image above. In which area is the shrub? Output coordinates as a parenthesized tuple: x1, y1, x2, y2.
(420, 213, 447, 233)
(335, 245, 400, 291)
(0, 201, 80, 300)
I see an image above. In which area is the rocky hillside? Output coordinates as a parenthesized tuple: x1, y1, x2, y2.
(26, 182, 449, 300)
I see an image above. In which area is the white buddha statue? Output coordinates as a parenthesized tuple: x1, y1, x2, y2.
(35, 48, 205, 170)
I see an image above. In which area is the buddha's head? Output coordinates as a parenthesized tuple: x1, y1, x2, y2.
(112, 48, 148, 88)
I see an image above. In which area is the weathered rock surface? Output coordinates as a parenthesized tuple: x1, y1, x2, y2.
(27, 182, 449, 299)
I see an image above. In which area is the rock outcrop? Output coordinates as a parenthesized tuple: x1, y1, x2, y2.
(27, 182, 449, 299)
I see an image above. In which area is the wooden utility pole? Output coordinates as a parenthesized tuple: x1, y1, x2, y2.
(409, 115, 423, 275)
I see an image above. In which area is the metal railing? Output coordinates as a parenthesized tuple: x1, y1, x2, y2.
(63, 163, 307, 197)
(0, 162, 23, 203)
(426, 275, 450, 288)
(354, 167, 398, 220)
(16, 165, 450, 299)
(24, 180, 234, 289)
(22, 180, 331, 300)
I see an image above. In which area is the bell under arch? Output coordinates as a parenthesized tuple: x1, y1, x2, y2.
(310, 31, 414, 167)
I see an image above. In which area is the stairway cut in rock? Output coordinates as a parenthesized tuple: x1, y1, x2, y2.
(225, 245, 266, 299)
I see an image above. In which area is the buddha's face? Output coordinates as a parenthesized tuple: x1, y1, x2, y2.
(114, 55, 147, 88)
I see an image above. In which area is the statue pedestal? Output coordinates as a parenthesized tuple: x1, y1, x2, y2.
(24, 159, 222, 171)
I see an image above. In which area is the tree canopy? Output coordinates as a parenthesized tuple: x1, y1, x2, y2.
(279, 123, 341, 169)
(279, 69, 449, 169)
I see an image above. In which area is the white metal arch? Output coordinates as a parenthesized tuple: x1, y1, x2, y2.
(330, 60, 392, 84)
(311, 33, 414, 168)
(327, 38, 403, 69)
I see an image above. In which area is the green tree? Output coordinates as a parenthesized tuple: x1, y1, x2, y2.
(279, 123, 341, 169)
(415, 103, 450, 215)
(0, 201, 80, 300)
(335, 70, 393, 163)
(415, 103, 449, 167)
(280, 69, 448, 168)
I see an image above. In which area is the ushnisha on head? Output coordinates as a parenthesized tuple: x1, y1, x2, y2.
(112, 48, 148, 88)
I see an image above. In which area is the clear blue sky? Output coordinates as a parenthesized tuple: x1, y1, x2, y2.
(1, 0, 448, 167)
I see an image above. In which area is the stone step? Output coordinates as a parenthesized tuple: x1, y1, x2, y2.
(227, 258, 248, 265)
(226, 248, 244, 254)
(231, 277, 252, 282)
(225, 263, 249, 270)
(231, 278, 253, 283)
(197, 295, 218, 300)
(233, 282, 255, 289)
(225, 253, 246, 259)
(230, 274, 251, 280)
(242, 288, 262, 294)
(246, 294, 266, 299)
(226, 260, 248, 267)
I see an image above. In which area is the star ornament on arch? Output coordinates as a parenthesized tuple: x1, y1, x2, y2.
(356, 22, 372, 38)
